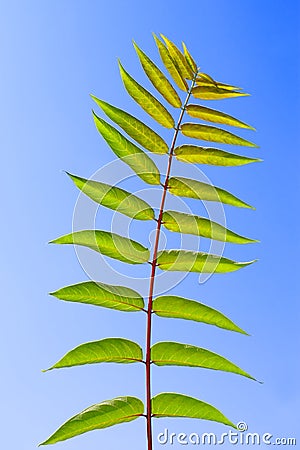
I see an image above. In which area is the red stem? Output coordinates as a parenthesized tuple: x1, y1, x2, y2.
(145, 73, 197, 450)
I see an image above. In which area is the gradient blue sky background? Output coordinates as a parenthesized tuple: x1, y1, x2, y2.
(1, 1, 299, 449)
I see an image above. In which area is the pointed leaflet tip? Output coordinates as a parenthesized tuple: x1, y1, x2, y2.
(64, 171, 75, 180)
(90, 93, 100, 104)
(241, 259, 258, 267)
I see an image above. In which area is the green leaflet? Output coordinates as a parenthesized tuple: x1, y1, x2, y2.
(39, 396, 144, 445)
(160, 34, 194, 79)
(93, 113, 160, 185)
(133, 41, 181, 108)
(162, 210, 258, 244)
(152, 393, 235, 428)
(168, 177, 254, 209)
(152, 295, 247, 334)
(157, 249, 256, 273)
(151, 342, 255, 380)
(153, 33, 188, 91)
(174, 145, 260, 166)
(192, 85, 248, 100)
(50, 230, 150, 264)
(118, 61, 174, 128)
(182, 41, 198, 73)
(181, 123, 258, 148)
(45, 338, 143, 371)
(196, 76, 242, 91)
(198, 72, 218, 86)
(67, 173, 155, 220)
(92, 96, 168, 154)
(186, 104, 255, 130)
(50, 281, 144, 312)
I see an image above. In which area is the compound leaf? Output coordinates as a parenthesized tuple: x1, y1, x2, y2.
(92, 96, 168, 154)
(45, 338, 143, 371)
(133, 41, 181, 108)
(162, 210, 258, 244)
(151, 342, 255, 380)
(67, 173, 155, 221)
(157, 249, 256, 273)
(153, 33, 188, 91)
(160, 34, 194, 79)
(50, 230, 150, 264)
(181, 123, 258, 148)
(168, 177, 254, 209)
(93, 113, 160, 185)
(192, 85, 248, 100)
(152, 393, 235, 428)
(50, 281, 144, 312)
(152, 295, 247, 334)
(186, 104, 255, 130)
(39, 396, 144, 445)
(173, 145, 260, 167)
(119, 61, 174, 128)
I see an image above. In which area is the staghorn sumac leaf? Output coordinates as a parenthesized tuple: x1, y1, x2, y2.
(168, 177, 254, 209)
(67, 173, 155, 220)
(133, 41, 181, 108)
(162, 210, 258, 244)
(152, 393, 235, 428)
(152, 295, 247, 334)
(153, 33, 188, 91)
(93, 113, 160, 185)
(45, 338, 143, 371)
(50, 230, 150, 264)
(157, 249, 256, 273)
(50, 281, 144, 312)
(160, 34, 194, 79)
(173, 145, 260, 166)
(39, 396, 144, 445)
(181, 123, 258, 147)
(119, 61, 174, 128)
(182, 41, 198, 73)
(91, 96, 168, 154)
(186, 104, 255, 130)
(192, 85, 248, 100)
(151, 342, 255, 380)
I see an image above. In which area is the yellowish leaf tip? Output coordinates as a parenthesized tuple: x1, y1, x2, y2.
(117, 58, 124, 70)
(152, 32, 162, 44)
(248, 258, 259, 265)
(243, 330, 251, 337)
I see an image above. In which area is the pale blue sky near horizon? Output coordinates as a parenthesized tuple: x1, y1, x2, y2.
(1, 1, 299, 449)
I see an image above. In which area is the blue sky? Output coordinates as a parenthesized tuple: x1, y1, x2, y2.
(1, 1, 299, 449)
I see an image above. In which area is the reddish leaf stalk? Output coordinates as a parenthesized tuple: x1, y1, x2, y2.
(145, 72, 198, 450)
